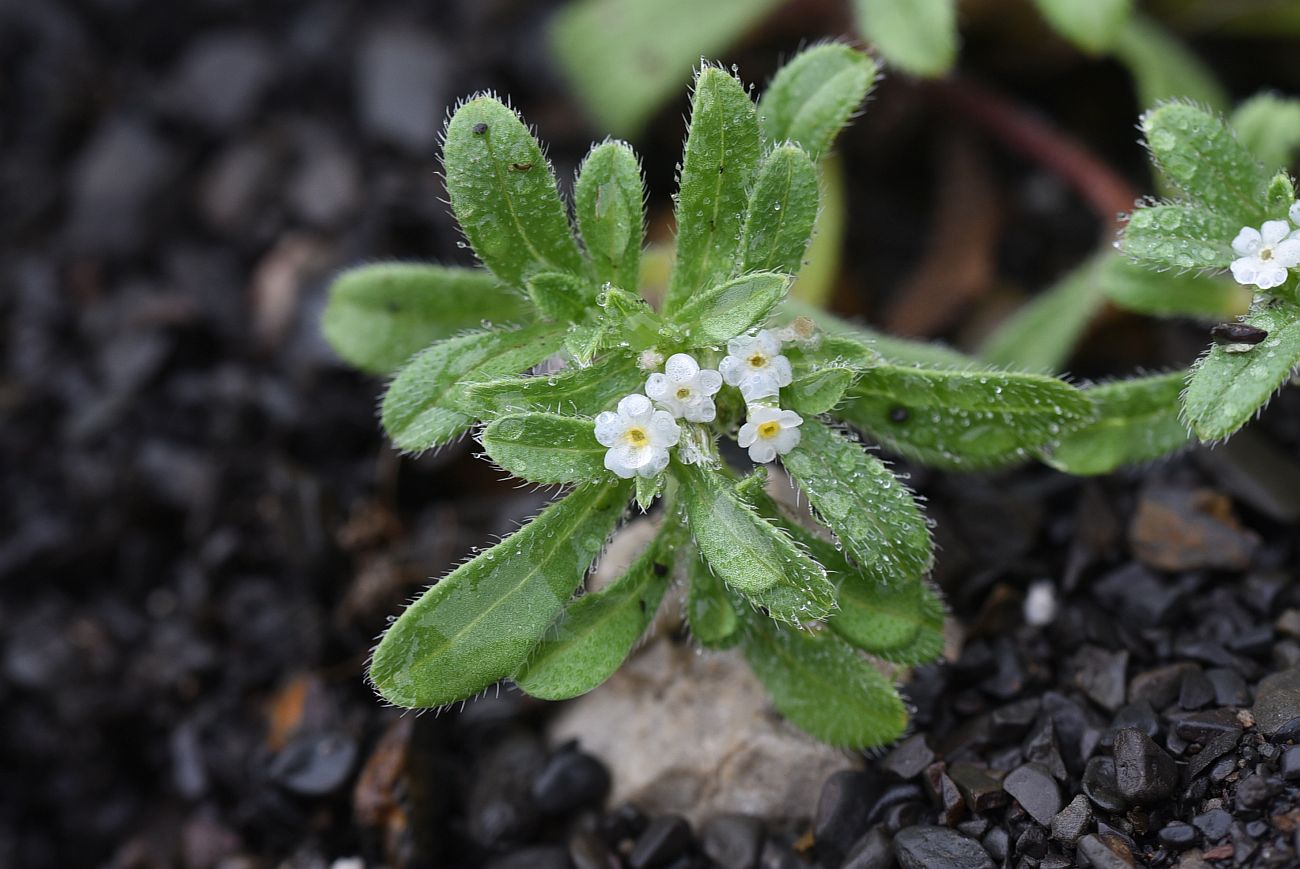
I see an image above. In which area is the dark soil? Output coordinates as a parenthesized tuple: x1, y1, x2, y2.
(6, 2, 1300, 868)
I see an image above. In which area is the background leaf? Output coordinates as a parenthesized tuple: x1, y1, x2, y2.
(466, 355, 643, 418)
(369, 480, 631, 707)
(575, 140, 645, 290)
(758, 44, 877, 158)
(852, 0, 958, 79)
(322, 264, 532, 375)
(443, 96, 585, 287)
(1112, 15, 1228, 112)
(1121, 204, 1236, 271)
(482, 413, 607, 484)
(1231, 93, 1300, 172)
(1100, 254, 1248, 319)
(1032, 0, 1132, 54)
(738, 145, 819, 277)
(1045, 372, 1191, 475)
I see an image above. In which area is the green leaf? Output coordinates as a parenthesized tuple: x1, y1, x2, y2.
(1045, 372, 1191, 475)
(837, 364, 1095, 470)
(686, 544, 740, 649)
(758, 44, 878, 158)
(1031, 0, 1131, 53)
(525, 271, 594, 323)
(381, 323, 565, 452)
(635, 474, 663, 511)
(737, 145, 819, 277)
(1112, 15, 1228, 112)
(322, 264, 532, 375)
(548, 0, 784, 136)
(780, 300, 975, 369)
(513, 513, 681, 700)
(1267, 172, 1296, 217)
(787, 332, 880, 372)
(665, 66, 763, 313)
(741, 614, 908, 748)
(1100, 254, 1248, 319)
(1141, 102, 1269, 224)
(1184, 301, 1300, 441)
(781, 420, 932, 586)
(852, 0, 957, 79)
(575, 141, 645, 290)
(370, 480, 631, 707)
(443, 96, 584, 287)
(1232, 93, 1300, 172)
(1121, 204, 1237, 271)
(980, 254, 1108, 374)
(674, 463, 833, 624)
(671, 271, 791, 345)
(785, 367, 857, 415)
(482, 413, 607, 484)
(466, 354, 644, 418)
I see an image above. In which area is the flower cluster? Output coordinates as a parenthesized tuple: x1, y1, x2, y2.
(1230, 202, 1300, 290)
(595, 329, 804, 478)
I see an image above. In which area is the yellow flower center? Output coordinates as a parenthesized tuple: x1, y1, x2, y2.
(676, 387, 693, 400)
(757, 421, 781, 439)
(1260, 246, 1275, 261)
(624, 426, 649, 447)
(748, 353, 767, 368)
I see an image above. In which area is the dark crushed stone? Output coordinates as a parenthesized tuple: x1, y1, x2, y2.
(893, 825, 994, 869)
(1002, 762, 1061, 825)
(628, 815, 692, 869)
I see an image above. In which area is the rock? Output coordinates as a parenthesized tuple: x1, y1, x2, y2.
(1050, 794, 1092, 844)
(893, 825, 994, 869)
(1002, 762, 1060, 825)
(1092, 563, 1187, 626)
(1077, 833, 1136, 868)
(700, 815, 763, 869)
(486, 846, 573, 869)
(66, 118, 177, 255)
(1112, 728, 1177, 805)
(1280, 745, 1300, 780)
(814, 770, 881, 866)
(948, 764, 1005, 813)
(1204, 668, 1250, 708)
(842, 826, 893, 869)
(598, 803, 648, 846)
(1251, 668, 1300, 737)
(467, 732, 545, 847)
(287, 139, 360, 228)
(628, 815, 691, 869)
(1021, 715, 1067, 781)
(989, 698, 1039, 742)
(1129, 487, 1258, 572)
(547, 640, 857, 824)
(981, 826, 1009, 862)
(199, 140, 279, 234)
(1170, 708, 1242, 742)
(1157, 822, 1198, 850)
(1070, 646, 1129, 712)
(881, 734, 935, 780)
(569, 831, 616, 869)
(1191, 808, 1232, 842)
(1235, 774, 1272, 811)
(1185, 730, 1240, 781)
(1081, 756, 1127, 813)
(1015, 825, 1047, 859)
(1179, 667, 1216, 710)
(532, 748, 611, 815)
(356, 26, 446, 153)
(1107, 701, 1159, 742)
(922, 763, 965, 827)
(1129, 662, 1198, 709)
(268, 730, 357, 796)
(158, 31, 275, 128)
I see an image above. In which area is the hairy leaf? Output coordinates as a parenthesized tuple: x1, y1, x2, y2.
(741, 614, 908, 748)
(1142, 102, 1270, 224)
(980, 254, 1108, 374)
(1184, 302, 1300, 441)
(738, 145, 819, 276)
(444, 97, 584, 287)
(370, 480, 631, 707)
(1113, 16, 1228, 112)
(1032, 0, 1131, 53)
(759, 44, 877, 158)
(1045, 372, 1191, 475)
(782, 420, 932, 586)
(838, 364, 1095, 470)
(1100, 254, 1248, 319)
(482, 413, 607, 484)
(852, 0, 957, 78)
(382, 323, 565, 452)
(780, 301, 975, 368)
(1121, 204, 1236, 271)
(322, 264, 532, 374)
(575, 140, 645, 290)
(674, 463, 833, 624)
(786, 367, 856, 415)
(1232, 93, 1300, 173)
(686, 543, 741, 649)
(525, 271, 594, 323)
(672, 271, 791, 345)
(665, 66, 762, 313)
(466, 354, 643, 418)
(513, 514, 681, 699)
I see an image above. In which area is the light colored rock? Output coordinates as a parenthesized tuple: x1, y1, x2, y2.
(547, 637, 859, 824)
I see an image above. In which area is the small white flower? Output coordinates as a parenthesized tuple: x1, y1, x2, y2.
(645, 353, 723, 422)
(1230, 220, 1300, 290)
(1290, 200, 1300, 227)
(719, 330, 793, 401)
(737, 406, 803, 464)
(594, 394, 680, 479)
(637, 349, 664, 371)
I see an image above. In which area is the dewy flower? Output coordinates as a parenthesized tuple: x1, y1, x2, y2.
(594, 394, 681, 479)
(1290, 200, 1300, 228)
(1230, 220, 1300, 290)
(645, 353, 723, 422)
(737, 407, 803, 464)
(719, 330, 793, 400)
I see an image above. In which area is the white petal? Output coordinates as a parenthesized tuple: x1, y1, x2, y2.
(617, 393, 653, 422)
(695, 369, 723, 395)
(747, 440, 778, 464)
(1257, 264, 1288, 289)
(1230, 257, 1260, 286)
(647, 411, 681, 446)
(773, 427, 801, 455)
(719, 355, 745, 386)
(1274, 239, 1300, 268)
(1263, 220, 1291, 245)
(640, 448, 670, 477)
(664, 353, 700, 382)
(737, 422, 758, 448)
(1232, 226, 1263, 256)
(755, 330, 782, 355)
(645, 373, 670, 402)
(594, 411, 625, 447)
(683, 398, 717, 423)
(1291, 200, 1300, 226)
(726, 335, 755, 358)
(604, 446, 638, 478)
(746, 405, 783, 426)
(739, 373, 780, 401)
(768, 355, 793, 387)
(777, 409, 804, 428)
